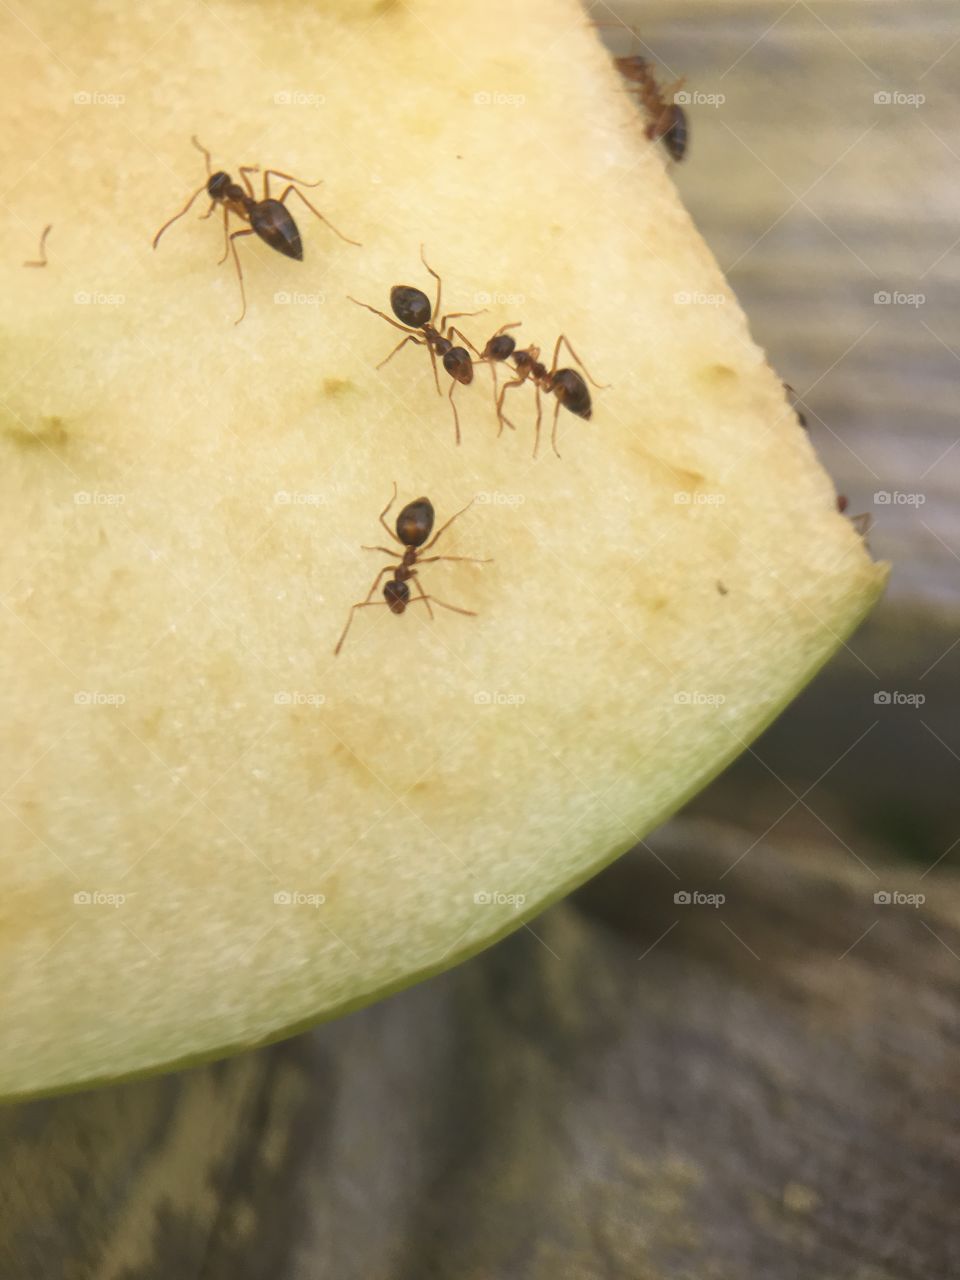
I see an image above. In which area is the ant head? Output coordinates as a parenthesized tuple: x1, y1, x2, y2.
(442, 347, 474, 385)
(484, 333, 516, 362)
(390, 286, 432, 329)
(552, 369, 592, 419)
(207, 171, 231, 199)
(396, 498, 435, 548)
(384, 579, 410, 613)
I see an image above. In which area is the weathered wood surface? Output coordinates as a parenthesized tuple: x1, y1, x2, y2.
(3, 819, 959, 1279)
(3, 1, 958, 1277)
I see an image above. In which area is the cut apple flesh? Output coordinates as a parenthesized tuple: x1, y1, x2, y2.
(0, 0, 886, 1099)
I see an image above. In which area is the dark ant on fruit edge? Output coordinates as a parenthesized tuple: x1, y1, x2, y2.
(481, 324, 608, 458)
(615, 54, 688, 161)
(347, 247, 486, 445)
(837, 494, 871, 538)
(784, 383, 808, 429)
(334, 484, 491, 655)
(152, 136, 360, 323)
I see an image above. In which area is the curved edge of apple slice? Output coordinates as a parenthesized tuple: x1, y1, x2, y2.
(2, 567, 887, 1106)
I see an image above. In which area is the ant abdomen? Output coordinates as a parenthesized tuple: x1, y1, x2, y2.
(391, 286, 432, 328)
(484, 333, 517, 362)
(443, 346, 474, 383)
(250, 200, 303, 260)
(396, 498, 435, 547)
(384, 580, 411, 613)
(552, 369, 592, 419)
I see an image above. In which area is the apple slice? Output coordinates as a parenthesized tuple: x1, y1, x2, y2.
(0, 0, 886, 1099)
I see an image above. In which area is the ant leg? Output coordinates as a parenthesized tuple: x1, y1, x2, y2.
(377, 334, 423, 371)
(361, 545, 402, 557)
(426, 344, 442, 396)
(419, 245, 443, 324)
(410, 574, 435, 621)
(417, 554, 492, 565)
(276, 184, 361, 246)
(334, 596, 394, 656)
(347, 297, 416, 336)
(440, 310, 487, 338)
(334, 564, 400, 653)
(532, 385, 545, 459)
(423, 496, 478, 551)
(199, 199, 218, 221)
(151, 184, 209, 249)
(416, 595, 477, 619)
(551, 334, 610, 388)
(448, 378, 463, 447)
(496, 378, 525, 436)
(238, 165, 260, 199)
(263, 168, 321, 194)
(378, 483, 403, 544)
(215, 205, 232, 264)
(550, 395, 563, 460)
(226, 227, 256, 325)
(191, 135, 214, 176)
(447, 325, 482, 356)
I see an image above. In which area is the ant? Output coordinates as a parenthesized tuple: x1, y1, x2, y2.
(481, 324, 607, 458)
(784, 383, 808, 429)
(614, 54, 688, 161)
(23, 224, 52, 268)
(334, 483, 491, 655)
(152, 136, 360, 323)
(347, 247, 486, 445)
(837, 494, 871, 538)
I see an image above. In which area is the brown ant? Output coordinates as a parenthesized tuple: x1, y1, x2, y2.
(334, 484, 491, 655)
(614, 55, 688, 161)
(837, 494, 871, 538)
(347, 247, 485, 445)
(784, 383, 808, 429)
(481, 324, 607, 458)
(152, 136, 360, 323)
(23, 224, 52, 267)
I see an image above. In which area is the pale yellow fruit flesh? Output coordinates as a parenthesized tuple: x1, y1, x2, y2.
(0, 0, 886, 1098)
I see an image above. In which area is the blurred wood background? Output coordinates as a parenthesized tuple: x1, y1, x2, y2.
(2, 2, 958, 1278)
